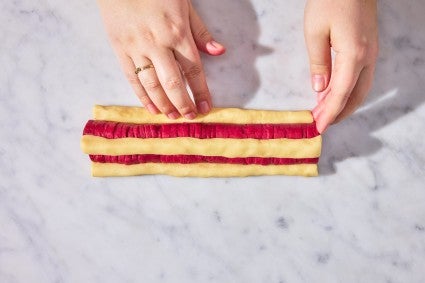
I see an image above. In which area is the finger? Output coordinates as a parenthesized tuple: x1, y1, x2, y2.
(189, 3, 225, 56)
(134, 57, 178, 119)
(334, 64, 375, 123)
(304, 26, 332, 93)
(312, 102, 325, 122)
(315, 52, 364, 133)
(150, 49, 197, 119)
(317, 89, 329, 103)
(117, 52, 159, 114)
(174, 40, 212, 114)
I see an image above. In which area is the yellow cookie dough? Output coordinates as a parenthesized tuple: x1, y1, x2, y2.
(82, 105, 322, 177)
(93, 105, 314, 124)
(91, 162, 319, 177)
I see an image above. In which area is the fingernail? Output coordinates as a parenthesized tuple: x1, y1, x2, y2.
(146, 104, 159, 114)
(205, 40, 226, 55)
(167, 111, 180, 120)
(312, 75, 325, 92)
(198, 101, 210, 114)
(184, 112, 197, 120)
(208, 40, 222, 49)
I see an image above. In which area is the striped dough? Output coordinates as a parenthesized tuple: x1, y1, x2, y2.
(81, 106, 322, 177)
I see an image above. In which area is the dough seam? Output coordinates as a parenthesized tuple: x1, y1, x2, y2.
(81, 135, 322, 158)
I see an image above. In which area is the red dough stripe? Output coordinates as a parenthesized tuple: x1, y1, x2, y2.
(83, 120, 319, 139)
(90, 154, 319, 166)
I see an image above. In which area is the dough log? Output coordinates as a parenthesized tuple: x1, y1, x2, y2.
(81, 106, 322, 177)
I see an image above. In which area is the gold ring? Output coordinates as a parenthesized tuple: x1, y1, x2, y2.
(135, 64, 155, 74)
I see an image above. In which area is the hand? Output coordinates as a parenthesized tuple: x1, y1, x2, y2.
(304, 0, 378, 133)
(96, 0, 225, 119)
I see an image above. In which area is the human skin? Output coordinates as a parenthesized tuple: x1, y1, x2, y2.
(97, 0, 378, 132)
(96, 0, 225, 120)
(304, 0, 379, 132)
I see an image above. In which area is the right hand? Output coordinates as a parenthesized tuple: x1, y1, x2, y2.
(304, 0, 378, 133)
(96, 0, 225, 119)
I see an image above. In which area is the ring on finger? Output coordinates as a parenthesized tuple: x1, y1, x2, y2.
(135, 63, 155, 75)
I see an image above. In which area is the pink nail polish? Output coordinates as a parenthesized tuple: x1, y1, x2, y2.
(198, 101, 210, 114)
(206, 41, 225, 55)
(209, 40, 221, 49)
(167, 111, 180, 120)
(313, 75, 325, 92)
(184, 112, 196, 120)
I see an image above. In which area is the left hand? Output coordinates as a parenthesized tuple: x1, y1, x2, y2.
(304, 0, 379, 133)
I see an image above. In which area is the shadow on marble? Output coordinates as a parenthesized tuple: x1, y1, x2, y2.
(194, 0, 273, 107)
(319, 0, 425, 175)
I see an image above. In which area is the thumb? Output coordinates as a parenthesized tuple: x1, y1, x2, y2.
(189, 5, 225, 56)
(314, 52, 363, 133)
(305, 32, 332, 93)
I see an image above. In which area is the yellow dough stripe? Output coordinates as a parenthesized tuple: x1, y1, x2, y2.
(93, 105, 314, 124)
(91, 162, 318, 177)
(81, 135, 322, 158)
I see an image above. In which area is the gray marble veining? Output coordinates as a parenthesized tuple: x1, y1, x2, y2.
(1, 0, 425, 282)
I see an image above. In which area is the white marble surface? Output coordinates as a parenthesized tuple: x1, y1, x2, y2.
(1, 0, 425, 282)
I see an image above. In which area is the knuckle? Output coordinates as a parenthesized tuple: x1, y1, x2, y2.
(142, 79, 161, 91)
(125, 34, 136, 46)
(350, 38, 379, 64)
(176, 104, 194, 115)
(160, 105, 175, 114)
(164, 18, 187, 45)
(196, 28, 211, 41)
(171, 27, 186, 44)
(163, 77, 183, 91)
(183, 64, 202, 79)
(125, 72, 140, 85)
(310, 62, 330, 73)
(137, 28, 156, 43)
(350, 44, 368, 63)
(193, 90, 210, 100)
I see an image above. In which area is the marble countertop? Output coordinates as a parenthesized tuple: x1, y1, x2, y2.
(1, 0, 425, 282)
